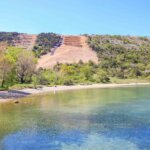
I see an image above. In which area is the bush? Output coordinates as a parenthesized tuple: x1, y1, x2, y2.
(93, 70, 110, 83)
(62, 78, 74, 85)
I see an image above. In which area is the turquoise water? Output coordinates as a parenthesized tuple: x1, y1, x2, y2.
(0, 86, 150, 150)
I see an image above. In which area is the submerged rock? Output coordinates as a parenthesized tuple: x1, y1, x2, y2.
(14, 100, 20, 104)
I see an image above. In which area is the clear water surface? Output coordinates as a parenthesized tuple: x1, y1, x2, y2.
(0, 86, 150, 150)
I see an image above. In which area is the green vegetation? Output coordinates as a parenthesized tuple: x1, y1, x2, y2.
(88, 35, 150, 80)
(33, 33, 62, 57)
(33, 62, 110, 86)
(0, 44, 37, 89)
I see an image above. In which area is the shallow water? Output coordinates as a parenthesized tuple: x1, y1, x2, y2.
(0, 86, 150, 150)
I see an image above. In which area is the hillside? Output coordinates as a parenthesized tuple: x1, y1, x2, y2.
(37, 36, 98, 68)
(0, 32, 37, 50)
(13, 34, 37, 50)
(88, 35, 150, 79)
(88, 35, 150, 51)
(1, 32, 150, 88)
(1, 32, 150, 75)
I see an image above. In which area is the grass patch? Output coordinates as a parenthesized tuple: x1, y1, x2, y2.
(110, 78, 150, 84)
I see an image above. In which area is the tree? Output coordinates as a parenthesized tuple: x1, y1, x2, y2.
(16, 50, 37, 83)
(0, 52, 12, 87)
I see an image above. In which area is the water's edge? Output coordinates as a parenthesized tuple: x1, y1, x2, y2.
(1, 83, 150, 103)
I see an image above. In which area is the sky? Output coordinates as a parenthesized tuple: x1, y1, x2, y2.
(0, 0, 150, 36)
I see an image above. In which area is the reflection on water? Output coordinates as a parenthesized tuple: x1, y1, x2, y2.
(0, 86, 150, 150)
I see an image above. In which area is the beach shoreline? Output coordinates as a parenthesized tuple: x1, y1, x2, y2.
(0, 83, 150, 103)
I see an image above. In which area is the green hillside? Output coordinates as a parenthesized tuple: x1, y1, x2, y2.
(88, 35, 150, 79)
